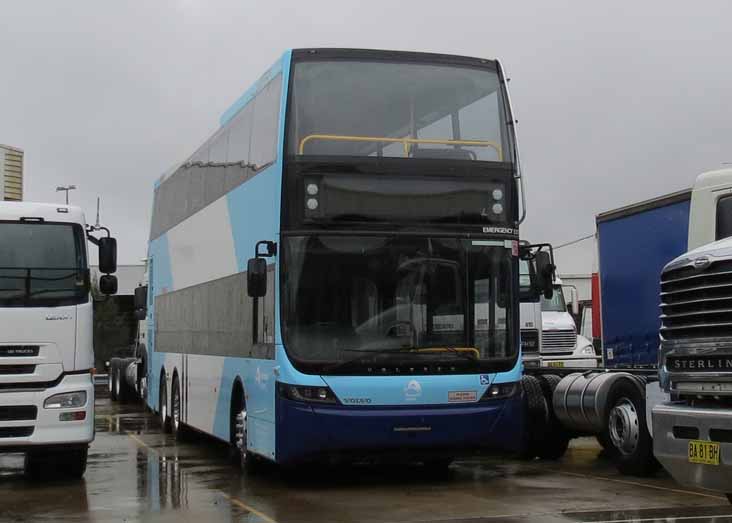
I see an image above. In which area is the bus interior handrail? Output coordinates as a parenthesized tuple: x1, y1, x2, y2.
(298, 134, 503, 161)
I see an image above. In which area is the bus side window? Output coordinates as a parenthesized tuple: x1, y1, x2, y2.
(716, 195, 732, 241)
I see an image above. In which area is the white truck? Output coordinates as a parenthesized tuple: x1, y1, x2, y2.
(0, 202, 117, 479)
(522, 275, 598, 370)
(652, 170, 732, 501)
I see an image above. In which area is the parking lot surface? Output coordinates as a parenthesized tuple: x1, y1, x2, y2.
(1, 395, 731, 523)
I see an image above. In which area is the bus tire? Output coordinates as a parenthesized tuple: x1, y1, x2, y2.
(604, 378, 660, 477)
(171, 375, 184, 441)
(518, 375, 549, 459)
(159, 373, 171, 433)
(536, 374, 571, 460)
(108, 360, 118, 401)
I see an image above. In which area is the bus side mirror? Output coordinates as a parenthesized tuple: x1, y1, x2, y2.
(134, 285, 148, 320)
(535, 251, 555, 300)
(247, 258, 267, 298)
(99, 274, 118, 295)
(98, 237, 117, 274)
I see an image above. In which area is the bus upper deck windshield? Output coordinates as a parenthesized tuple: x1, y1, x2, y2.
(288, 54, 513, 163)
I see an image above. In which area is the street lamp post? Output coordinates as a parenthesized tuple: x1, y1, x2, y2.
(56, 185, 77, 204)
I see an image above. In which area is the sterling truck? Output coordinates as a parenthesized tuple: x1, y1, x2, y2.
(0, 202, 117, 479)
(522, 169, 732, 499)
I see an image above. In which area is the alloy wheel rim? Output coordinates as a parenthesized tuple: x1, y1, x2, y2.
(608, 397, 640, 456)
(173, 385, 180, 430)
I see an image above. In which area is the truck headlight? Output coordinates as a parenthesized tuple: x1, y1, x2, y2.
(580, 345, 595, 356)
(44, 391, 87, 409)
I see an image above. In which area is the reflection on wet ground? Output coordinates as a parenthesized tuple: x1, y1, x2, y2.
(0, 395, 731, 522)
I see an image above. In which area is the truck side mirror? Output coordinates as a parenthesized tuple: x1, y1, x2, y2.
(98, 237, 117, 274)
(134, 285, 148, 320)
(99, 274, 118, 295)
(247, 258, 267, 298)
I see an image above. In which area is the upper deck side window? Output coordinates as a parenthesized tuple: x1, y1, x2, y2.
(150, 74, 283, 240)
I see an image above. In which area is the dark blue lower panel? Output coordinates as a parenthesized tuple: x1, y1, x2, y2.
(275, 397, 523, 465)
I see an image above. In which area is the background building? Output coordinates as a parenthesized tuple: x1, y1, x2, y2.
(0, 144, 24, 201)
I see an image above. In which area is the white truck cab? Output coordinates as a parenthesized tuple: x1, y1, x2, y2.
(0, 202, 117, 479)
(540, 276, 598, 368)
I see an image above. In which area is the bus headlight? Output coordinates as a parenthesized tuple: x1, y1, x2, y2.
(44, 391, 87, 409)
(277, 383, 339, 404)
(480, 382, 518, 401)
(492, 188, 503, 200)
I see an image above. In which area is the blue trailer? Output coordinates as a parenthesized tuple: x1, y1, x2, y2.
(596, 189, 691, 368)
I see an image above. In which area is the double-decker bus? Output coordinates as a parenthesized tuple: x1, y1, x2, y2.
(143, 48, 546, 468)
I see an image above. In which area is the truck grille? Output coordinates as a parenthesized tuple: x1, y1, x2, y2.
(0, 345, 39, 357)
(0, 406, 37, 421)
(521, 329, 539, 354)
(0, 365, 36, 375)
(0, 427, 34, 438)
(541, 329, 576, 353)
(660, 259, 732, 340)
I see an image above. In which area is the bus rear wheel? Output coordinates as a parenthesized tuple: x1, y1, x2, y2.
(171, 376, 184, 441)
(159, 374, 171, 433)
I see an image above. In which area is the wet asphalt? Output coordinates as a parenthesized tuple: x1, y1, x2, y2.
(1, 392, 732, 523)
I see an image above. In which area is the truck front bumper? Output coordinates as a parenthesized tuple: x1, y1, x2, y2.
(653, 401, 732, 494)
(0, 372, 94, 452)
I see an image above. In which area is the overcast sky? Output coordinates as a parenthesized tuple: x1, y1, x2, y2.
(2, 1, 731, 264)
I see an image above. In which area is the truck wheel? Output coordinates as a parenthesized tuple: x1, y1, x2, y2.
(117, 364, 131, 403)
(536, 374, 571, 460)
(605, 379, 660, 476)
(171, 376, 184, 441)
(108, 360, 118, 401)
(518, 375, 550, 459)
(159, 374, 171, 433)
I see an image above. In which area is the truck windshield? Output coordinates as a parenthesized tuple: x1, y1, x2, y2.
(281, 235, 516, 374)
(0, 222, 88, 307)
(289, 60, 511, 162)
(541, 285, 567, 313)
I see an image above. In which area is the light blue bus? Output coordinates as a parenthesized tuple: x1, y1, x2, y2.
(142, 48, 545, 468)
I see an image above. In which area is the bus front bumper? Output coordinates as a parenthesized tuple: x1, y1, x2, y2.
(275, 395, 523, 465)
(0, 372, 94, 452)
(653, 401, 732, 494)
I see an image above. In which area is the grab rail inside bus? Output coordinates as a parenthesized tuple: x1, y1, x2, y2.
(298, 134, 503, 161)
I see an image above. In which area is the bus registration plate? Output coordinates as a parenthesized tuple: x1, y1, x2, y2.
(688, 440, 720, 465)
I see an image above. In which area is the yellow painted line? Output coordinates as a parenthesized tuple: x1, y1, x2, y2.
(549, 468, 727, 501)
(220, 493, 279, 523)
(125, 431, 279, 523)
